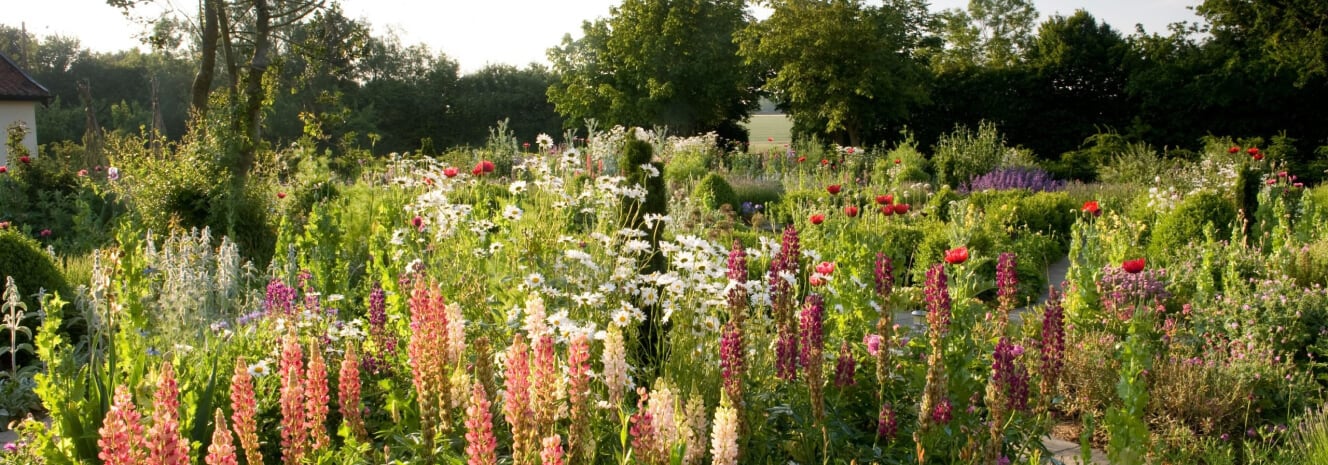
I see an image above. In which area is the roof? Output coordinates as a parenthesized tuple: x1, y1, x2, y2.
(0, 50, 52, 103)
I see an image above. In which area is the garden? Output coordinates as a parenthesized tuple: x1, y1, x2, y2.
(2, 114, 1327, 465)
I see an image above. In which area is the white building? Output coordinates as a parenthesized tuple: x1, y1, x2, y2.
(0, 51, 52, 165)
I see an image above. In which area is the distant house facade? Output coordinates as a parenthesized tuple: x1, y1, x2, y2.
(0, 50, 52, 165)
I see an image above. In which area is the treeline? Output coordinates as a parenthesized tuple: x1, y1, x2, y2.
(3, 0, 1328, 183)
(0, 4, 563, 155)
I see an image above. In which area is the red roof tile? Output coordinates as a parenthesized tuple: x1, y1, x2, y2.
(0, 50, 51, 102)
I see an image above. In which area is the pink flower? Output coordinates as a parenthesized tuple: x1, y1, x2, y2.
(99, 385, 145, 465)
(0, 166, 7, 174)
(815, 261, 835, 275)
(444, 167, 459, 178)
(864, 333, 883, 356)
(78, 169, 88, 177)
(465, 382, 497, 465)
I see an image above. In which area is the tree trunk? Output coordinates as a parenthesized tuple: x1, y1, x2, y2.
(237, 0, 272, 179)
(190, 0, 220, 114)
(151, 76, 165, 157)
(218, 0, 239, 96)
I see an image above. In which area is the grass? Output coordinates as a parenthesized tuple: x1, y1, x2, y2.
(744, 114, 793, 153)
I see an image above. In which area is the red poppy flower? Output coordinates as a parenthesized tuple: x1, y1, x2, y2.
(809, 275, 826, 287)
(0, 166, 7, 174)
(875, 194, 893, 205)
(482, 160, 496, 173)
(1122, 258, 1146, 274)
(844, 205, 859, 217)
(423, 177, 433, 185)
(412, 216, 424, 230)
(815, 261, 836, 275)
(767, 137, 774, 142)
(1278, 171, 1288, 178)
(444, 167, 459, 178)
(522, 142, 530, 149)
(810, 213, 825, 225)
(892, 203, 910, 214)
(821, 159, 830, 166)
(827, 184, 842, 195)
(1253, 153, 1264, 161)
(1267, 178, 1277, 185)
(1246, 147, 1259, 156)
(277, 192, 287, 199)
(472, 164, 484, 176)
(39, 229, 51, 237)
(944, 246, 969, 265)
(894, 158, 901, 165)
(19, 156, 30, 164)
(846, 147, 855, 154)
(1228, 146, 1240, 154)
(78, 169, 88, 177)
(880, 205, 894, 216)
(1082, 200, 1101, 217)
(797, 156, 806, 163)
(0, 221, 8, 229)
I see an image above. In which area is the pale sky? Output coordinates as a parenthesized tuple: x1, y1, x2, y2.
(5, 0, 1201, 74)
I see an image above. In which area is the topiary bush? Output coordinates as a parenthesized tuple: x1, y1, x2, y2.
(1149, 191, 1237, 259)
(692, 173, 739, 211)
(0, 230, 71, 311)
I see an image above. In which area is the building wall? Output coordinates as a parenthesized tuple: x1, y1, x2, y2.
(0, 100, 39, 165)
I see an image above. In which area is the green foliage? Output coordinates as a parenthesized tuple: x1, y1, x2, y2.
(1149, 191, 1237, 259)
(663, 149, 713, 185)
(692, 173, 738, 211)
(926, 185, 962, 222)
(730, 178, 784, 207)
(932, 120, 1012, 187)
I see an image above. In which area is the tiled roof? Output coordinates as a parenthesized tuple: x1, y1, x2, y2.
(0, 50, 51, 102)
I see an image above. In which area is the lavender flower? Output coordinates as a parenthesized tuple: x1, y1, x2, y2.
(961, 166, 1063, 193)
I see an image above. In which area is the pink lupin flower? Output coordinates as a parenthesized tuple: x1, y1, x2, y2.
(720, 322, 746, 406)
(230, 358, 262, 465)
(99, 385, 146, 465)
(530, 335, 560, 432)
(465, 382, 497, 465)
(339, 346, 368, 442)
(629, 387, 658, 464)
(305, 339, 331, 451)
(877, 402, 897, 440)
(504, 333, 537, 463)
(566, 333, 592, 463)
(279, 333, 309, 463)
(147, 362, 190, 465)
(540, 435, 566, 465)
(205, 409, 239, 465)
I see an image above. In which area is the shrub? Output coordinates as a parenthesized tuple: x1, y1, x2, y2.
(730, 177, 783, 211)
(664, 149, 712, 185)
(926, 185, 962, 222)
(1149, 191, 1237, 259)
(932, 120, 1010, 187)
(0, 230, 72, 311)
(961, 166, 1064, 193)
(692, 173, 739, 211)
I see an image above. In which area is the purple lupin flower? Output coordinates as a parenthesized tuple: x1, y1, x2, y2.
(776, 326, 798, 381)
(996, 252, 1017, 313)
(877, 402, 897, 439)
(874, 253, 894, 301)
(924, 264, 951, 335)
(932, 397, 953, 424)
(1039, 287, 1066, 399)
(799, 295, 825, 369)
(264, 278, 296, 316)
(719, 322, 745, 404)
(726, 239, 749, 313)
(768, 225, 801, 321)
(992, 337, 1030, 412)
(834, 342, 856, 388)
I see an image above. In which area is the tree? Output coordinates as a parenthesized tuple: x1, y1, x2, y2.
(547, 0, 757, 139)
(739, 0, 930, 146)
(452, 65, 564, 146)
(1197, 0, 1328, 86)
(928, 0, 1037, 72)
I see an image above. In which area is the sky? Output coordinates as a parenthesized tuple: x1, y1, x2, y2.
(5, 0, 1202, 74)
